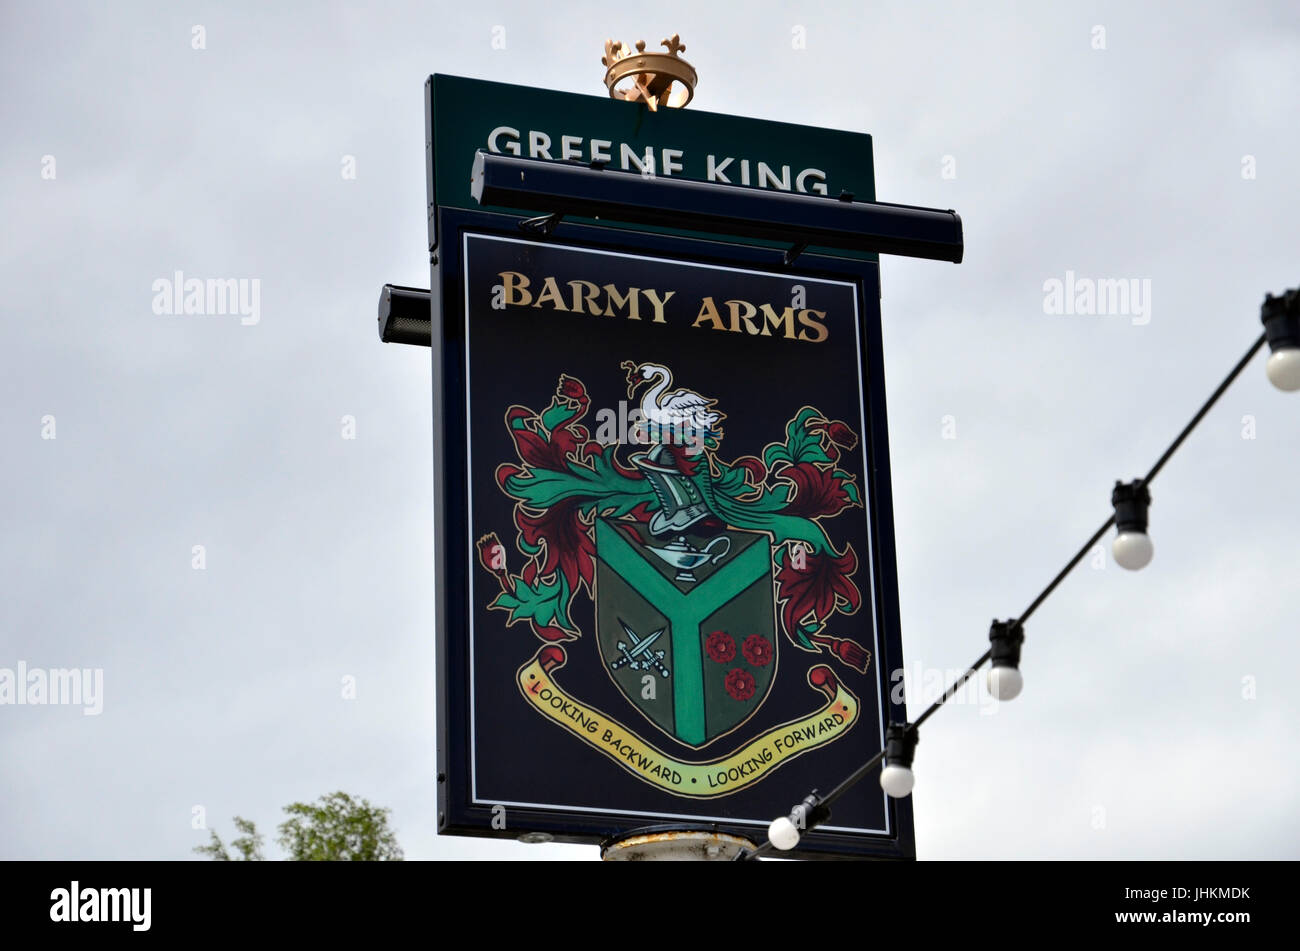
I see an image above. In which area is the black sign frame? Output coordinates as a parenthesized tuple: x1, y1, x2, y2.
(432, 206, 913, 859)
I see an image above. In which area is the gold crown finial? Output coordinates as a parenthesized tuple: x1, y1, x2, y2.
(602, 32, 696, 110)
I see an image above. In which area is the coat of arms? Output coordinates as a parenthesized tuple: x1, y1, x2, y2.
(477, 360, 872, 797)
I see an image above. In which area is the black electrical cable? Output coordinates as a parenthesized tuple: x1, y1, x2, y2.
(1143, 331, 1267, 485)
(737, 330, 1270, 861)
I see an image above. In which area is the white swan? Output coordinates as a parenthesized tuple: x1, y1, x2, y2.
(632, 363, 723, 436)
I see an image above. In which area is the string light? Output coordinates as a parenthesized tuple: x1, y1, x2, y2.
(767, 792, 830, 852)
(986, 620, 1025, 701)
(880, 723, 920, 798)
(1262, 290, 1300, 392)
(1111, 481, 1154, 571)
(738, 288, 1297, 860)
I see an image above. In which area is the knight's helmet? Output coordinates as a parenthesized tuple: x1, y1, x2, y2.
(631, 443, 714, 536)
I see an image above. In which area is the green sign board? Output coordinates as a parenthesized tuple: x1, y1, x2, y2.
(425, 74, 875, 255)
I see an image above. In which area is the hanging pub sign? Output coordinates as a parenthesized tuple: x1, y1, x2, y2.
(443, 224, 908, 857)
(411, 54, 960, 859)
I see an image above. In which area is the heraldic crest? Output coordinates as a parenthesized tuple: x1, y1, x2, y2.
(477, 360, 873, 798)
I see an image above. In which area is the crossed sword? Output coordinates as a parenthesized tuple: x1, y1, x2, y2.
(610, 619, 670, 678)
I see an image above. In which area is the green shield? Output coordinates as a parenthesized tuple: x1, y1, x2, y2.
(595, 518, 777, 748)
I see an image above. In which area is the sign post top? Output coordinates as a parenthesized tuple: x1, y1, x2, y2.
(426, 73, 874, 250)
(601, 33, 697, 110)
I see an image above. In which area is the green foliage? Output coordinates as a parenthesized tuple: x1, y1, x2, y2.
(193, 792, 402, 861)
(538, 396, 577, 435)
(276, 792, 404, 862)
(763, 407, 832, 470)
(505, 444, 653, 515)
(832, 469, 862, 505)
(192, 815, 264, 861)
(489, 573, 574, 632)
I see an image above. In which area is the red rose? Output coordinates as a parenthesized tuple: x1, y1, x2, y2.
(781, 463, 852, 519)
(475, 532, 506, 577)
(705, 630, 735, 663)
(724, 668, 756, 701)
(742, 634, 773, 667)
(826, 420, 857, 449)
(557, 375, 586, 405)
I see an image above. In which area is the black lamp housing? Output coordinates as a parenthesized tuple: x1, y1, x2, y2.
(884, 723, 919, 770)
(988, 619, 1024, 670)
(1261, 288, 1300, 354)
(1111, 480, 1151, 534)
(789, 791, 831, 834)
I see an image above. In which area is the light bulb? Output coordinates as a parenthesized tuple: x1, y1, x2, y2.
(768, 816, 800, 851)
(880, 764, 915, 798)
(987, 665, 1023, 701)
(1266, 347, 1300, 392)
(1112, 530, 1154, 570)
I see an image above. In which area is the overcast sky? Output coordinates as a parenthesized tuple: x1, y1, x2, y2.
(1, 0, 1296, 861)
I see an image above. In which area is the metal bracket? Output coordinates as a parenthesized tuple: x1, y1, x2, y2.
(378, 284, 432, 346)
(519, 212, 563, 236)
(473, 150, 965, 263)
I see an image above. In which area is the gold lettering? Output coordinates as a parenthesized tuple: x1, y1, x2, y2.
(602, 284, 640, 320)
(532, 276, 569, 311)
(567, 280, 603, 316)
(642, 289, 675, 324)
(692, 297, 726, 331)
(499, 271, 531, 307)
(726, 299, 760, 334)
(797, 309, 829, 343)
(759, 303, 796, 338)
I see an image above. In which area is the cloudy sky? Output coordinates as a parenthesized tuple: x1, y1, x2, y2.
(1, 0, 1296, 860)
